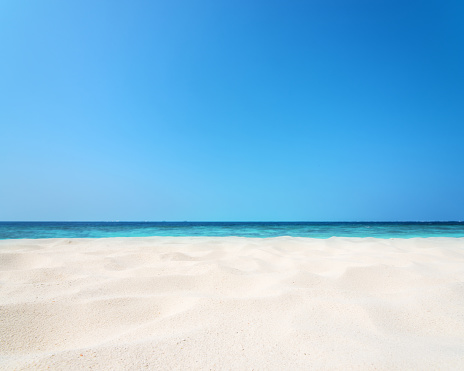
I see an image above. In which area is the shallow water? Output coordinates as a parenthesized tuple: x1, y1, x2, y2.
(1, 221, 464, 239)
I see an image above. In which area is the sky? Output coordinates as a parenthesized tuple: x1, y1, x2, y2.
(1, 0, 463, 221)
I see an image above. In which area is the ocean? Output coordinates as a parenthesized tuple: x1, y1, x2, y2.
(0, 221, 463, 239)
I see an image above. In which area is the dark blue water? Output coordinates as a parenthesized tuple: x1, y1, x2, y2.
(0, 222, 463, 239)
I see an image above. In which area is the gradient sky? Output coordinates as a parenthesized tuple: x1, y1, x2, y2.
(1, 0, 463, 221)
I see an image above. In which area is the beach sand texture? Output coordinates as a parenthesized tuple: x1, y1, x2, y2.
(1, 236, 464, 370)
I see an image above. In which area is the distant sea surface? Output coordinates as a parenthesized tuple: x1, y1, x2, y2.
(1, 222, 464, 240)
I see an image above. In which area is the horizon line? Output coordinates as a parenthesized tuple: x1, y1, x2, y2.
(0, 220, 462, 223)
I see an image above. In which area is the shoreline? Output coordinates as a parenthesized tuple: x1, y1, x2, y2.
(1, 236, 464, 369)
(2, 235, 464, 241)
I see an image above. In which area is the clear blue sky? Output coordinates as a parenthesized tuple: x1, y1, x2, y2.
(1, 0, 463, 221)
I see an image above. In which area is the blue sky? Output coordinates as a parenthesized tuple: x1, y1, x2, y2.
(1, 0, 463, 221)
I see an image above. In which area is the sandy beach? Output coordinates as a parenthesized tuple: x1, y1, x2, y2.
(1, 236, 464, 370)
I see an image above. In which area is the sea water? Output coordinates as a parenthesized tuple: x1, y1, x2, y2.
(0, 222, 464, 239)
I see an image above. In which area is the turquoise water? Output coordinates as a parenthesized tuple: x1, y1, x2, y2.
(1, 222, 464, 239)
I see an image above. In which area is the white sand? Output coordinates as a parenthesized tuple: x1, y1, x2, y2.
(1, 236, 464, 370)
